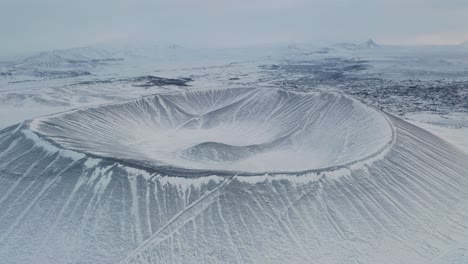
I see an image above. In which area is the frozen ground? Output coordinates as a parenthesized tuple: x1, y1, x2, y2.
(0, 41, 468, 263)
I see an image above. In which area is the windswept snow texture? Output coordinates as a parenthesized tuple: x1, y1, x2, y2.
(0, 90, 467, 264)
(30, 88, 392, 174)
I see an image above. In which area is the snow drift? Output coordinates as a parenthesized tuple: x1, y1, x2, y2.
(0, 88, 467, 264)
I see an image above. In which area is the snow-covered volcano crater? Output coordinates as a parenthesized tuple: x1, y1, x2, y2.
(1, 88, 468, 264)
(29, 88, 393, 174)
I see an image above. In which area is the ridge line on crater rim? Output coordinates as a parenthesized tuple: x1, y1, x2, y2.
(24, 87, 396, 176)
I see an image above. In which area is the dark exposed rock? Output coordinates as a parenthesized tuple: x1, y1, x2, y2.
(70, 75, 193, 88)
(31, 70, 92, 78)
(128, 75, 193, 87)
(263, 57, 468, 115)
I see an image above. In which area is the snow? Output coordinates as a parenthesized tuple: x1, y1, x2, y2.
(21, 127, 86, 160)
(0, 43, 468, 264)
(1, 109, 467, 264)
(404, 112, 468, 154)
(29, 88, 393, 174)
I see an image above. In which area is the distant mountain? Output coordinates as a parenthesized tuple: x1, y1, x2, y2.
(60, 46, 117, 61)
(15, 47, 123, 69)
(167, 43, 182, 49)
(334, 39, 381, 50)
(108, 43, 184, 59)
(364, 38, 380, 48)
(0, 46, 124, 80)
(19, 51, 87, 68)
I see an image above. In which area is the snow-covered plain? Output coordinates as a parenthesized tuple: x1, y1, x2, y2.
(1, 42, 468, 263)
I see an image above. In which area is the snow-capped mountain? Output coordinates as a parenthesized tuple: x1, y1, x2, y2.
(15, 47, 122, 69)
(0, 46, 126, 80)
(334, 38, 381, 50)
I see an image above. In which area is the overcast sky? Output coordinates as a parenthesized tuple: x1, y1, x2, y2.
(1, 0, 468, 54)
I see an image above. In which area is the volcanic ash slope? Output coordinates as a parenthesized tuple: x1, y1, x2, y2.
(0, 88, 467, 264)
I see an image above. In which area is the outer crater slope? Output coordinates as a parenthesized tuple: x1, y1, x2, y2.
(29, 88, 393, 174)
(0, 88, 467, 264)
